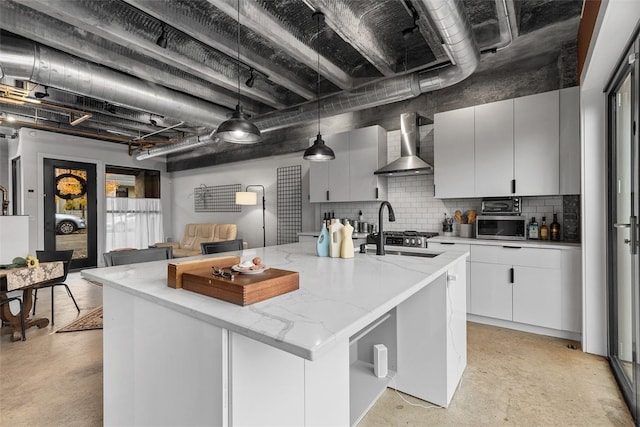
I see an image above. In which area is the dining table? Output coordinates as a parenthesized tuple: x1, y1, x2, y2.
(0, 261, 64, 341)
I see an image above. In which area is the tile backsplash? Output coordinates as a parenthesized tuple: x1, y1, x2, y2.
(313, 127, 580, 241)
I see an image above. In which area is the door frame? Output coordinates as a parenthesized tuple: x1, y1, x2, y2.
(43, 158, 97, 269)
(606, 33, 640, 421)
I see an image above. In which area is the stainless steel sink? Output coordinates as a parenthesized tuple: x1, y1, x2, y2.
(360, 244, 441, 258)
(383, 250, 440, 258)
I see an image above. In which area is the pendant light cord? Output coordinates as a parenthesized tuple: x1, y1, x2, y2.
(237, 0, 241, 107)
(316, 13, 321, 135)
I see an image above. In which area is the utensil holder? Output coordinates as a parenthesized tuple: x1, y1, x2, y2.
(460, 224, 474, 238)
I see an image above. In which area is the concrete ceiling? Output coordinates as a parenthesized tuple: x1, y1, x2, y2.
(0, 0, 583, 165)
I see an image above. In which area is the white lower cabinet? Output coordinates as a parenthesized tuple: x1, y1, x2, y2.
(469, 244, 569, 333)
(470, 261, 513, 321)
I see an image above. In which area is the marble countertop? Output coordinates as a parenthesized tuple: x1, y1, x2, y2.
(82, 242, 467, 361)
(428, 235, 581, 250)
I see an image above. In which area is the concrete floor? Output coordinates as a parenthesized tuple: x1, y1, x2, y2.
(0, 273, 634, 426)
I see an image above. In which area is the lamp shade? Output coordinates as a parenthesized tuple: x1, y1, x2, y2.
(236, 191, 258, 205)
(215, 104, 262, 144)
(303, 134, 335, 161)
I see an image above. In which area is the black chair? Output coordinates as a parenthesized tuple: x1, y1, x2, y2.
(0, 294, 26, 341)
(33, 249, 79, 326)
(103, 246, 173, 267)
(201, 239, 244, 254)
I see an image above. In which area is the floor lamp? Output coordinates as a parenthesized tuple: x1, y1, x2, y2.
(236, 185, 266, 247)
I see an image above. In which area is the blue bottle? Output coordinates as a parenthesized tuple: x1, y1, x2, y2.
(316, 223, 330, 257)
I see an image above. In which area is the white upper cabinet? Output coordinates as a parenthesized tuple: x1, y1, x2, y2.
(434, 88, 579, 198)
(475, 99, 514, 196)
(434, 106, 475, 198)
(349, 126, 388, 202)
(559, 86, 581, 194)
(309, 125, 387, 203)
(514, 90, 559, 196)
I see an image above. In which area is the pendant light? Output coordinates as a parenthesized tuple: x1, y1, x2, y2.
(214, 0, 262, 144)
(303, 12, 335, 161)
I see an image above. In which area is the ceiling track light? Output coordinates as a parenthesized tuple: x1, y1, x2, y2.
(245, 68, 255, 88)
(303, 11, 335, 162)
(214, 0, 261, 144)
(156, 24, 168, 49)
(34, 85, 49, 99)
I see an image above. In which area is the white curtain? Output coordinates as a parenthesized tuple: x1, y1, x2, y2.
(105, 198, 163, 252)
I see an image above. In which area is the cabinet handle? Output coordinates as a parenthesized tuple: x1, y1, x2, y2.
(511, 179, 516, 194)
(502, 245, 522, 249)
(376, 187, 379, 199)
(326, 190, 329, 201)
(440, 242, 455, 245)
(510, 267, 514, 284)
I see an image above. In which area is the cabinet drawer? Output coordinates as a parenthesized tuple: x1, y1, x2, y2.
(470, 245, 560, 269)
(428, 242, 471, 253)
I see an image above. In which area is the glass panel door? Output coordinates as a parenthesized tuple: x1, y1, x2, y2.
(608, 38, 639, 421)
(43, 158, 97, 269)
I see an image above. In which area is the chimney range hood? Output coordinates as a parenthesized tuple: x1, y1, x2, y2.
(374, 113, 433, 176)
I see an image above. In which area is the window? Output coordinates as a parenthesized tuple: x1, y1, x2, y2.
(105, 166, 163, 252)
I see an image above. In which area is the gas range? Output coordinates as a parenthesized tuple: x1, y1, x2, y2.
(383, 230, 439, 248)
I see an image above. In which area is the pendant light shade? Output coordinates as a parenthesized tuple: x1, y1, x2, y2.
(304, 133, 335, 160)
(214, 0, 261, 144)
(303, 11, 334, 162)
(215, 104, 262, 144)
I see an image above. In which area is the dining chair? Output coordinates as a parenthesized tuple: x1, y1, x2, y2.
(0, 294, 26, 341)
(103, 246, 173, 267)
(201, 239, 244, 254)
(33, 249, 79, 326)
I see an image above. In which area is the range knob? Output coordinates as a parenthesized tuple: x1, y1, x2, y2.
(416, 238, 423, 246)
(410, 238, 416, 245)
(405, 238, 411, 245)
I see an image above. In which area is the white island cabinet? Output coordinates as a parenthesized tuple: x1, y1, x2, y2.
(83, 242, 468, 426)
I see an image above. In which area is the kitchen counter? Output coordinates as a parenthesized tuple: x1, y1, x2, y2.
(429, 235, 581, 250)
(83, 242, 468, 426)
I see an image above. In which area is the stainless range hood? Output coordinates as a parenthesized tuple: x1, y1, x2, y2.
(374, 113, 433, 176)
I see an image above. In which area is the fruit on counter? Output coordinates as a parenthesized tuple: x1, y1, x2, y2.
(252, 257, 262, 266)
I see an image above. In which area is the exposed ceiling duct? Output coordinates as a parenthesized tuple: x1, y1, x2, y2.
(0, 0, 583, 164)
(0, 36, 231, 129)
(136, 0, 480, 159)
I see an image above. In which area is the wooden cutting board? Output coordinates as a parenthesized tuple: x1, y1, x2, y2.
(181, 266, 299, 306)
(167, 256, 241, 289)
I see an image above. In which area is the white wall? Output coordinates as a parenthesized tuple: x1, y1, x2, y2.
(169, 152, 314, 249)
(8, 128, 170, 258)
(580, 0, 640, 356)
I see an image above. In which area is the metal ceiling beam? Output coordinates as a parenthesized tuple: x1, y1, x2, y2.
(210, 0, 353, 89)
(0, 1, 250, 119)
(124, 0, 318, 100)
(13, 0, 286, 110)
(303, 0, 396, 76)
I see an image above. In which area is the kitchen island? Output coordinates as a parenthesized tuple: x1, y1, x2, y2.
(82, 242, 468, 426)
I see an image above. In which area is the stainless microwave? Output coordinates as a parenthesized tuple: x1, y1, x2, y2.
(476, 215, 527, 241)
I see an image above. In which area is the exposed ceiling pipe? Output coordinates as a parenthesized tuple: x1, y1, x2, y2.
(252, 0, 479, 132)
(136, 132, 218, 160)
(3, 0, 480, 160)
(0, 36, 231, 129)
(137, 0, 479, 159)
